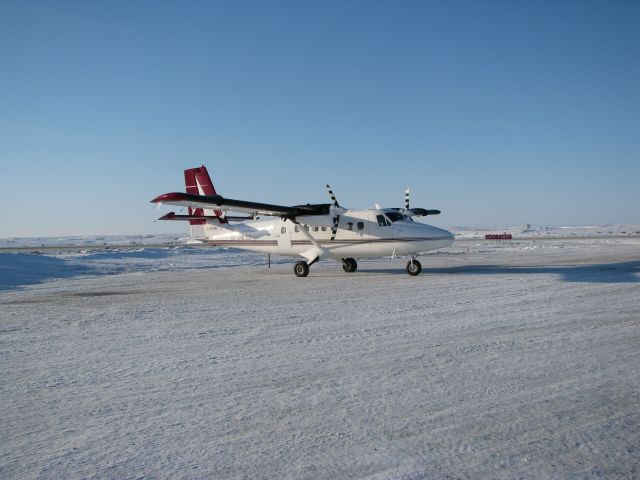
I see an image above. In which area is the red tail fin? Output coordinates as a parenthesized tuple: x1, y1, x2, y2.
(183, 165, 228, 224)
(184, 165, 217, 196)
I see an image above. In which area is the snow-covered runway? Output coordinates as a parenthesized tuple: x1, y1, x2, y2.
(1, 238, 639, 479)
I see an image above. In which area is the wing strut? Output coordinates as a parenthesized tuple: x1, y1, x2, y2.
(292, 219, 328, 264)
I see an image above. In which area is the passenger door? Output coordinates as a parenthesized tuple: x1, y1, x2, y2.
(276, 224, 291, 250)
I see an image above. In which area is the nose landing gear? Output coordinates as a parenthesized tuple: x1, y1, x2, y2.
(406, 258, 422, 276)
(342, 258, 358, 273)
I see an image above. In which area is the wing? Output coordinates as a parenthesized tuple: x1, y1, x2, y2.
(151, 192, 332, 218)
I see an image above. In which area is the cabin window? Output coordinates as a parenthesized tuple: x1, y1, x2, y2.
(294, 225, 300, 232)
(281, 226, 286, 234)
(321, 226, 327, 232)
(347, 222, 353, 231)
(357, 221, 364, 230)
(313, 226, 319, 232)
(376, 215, 390, 227)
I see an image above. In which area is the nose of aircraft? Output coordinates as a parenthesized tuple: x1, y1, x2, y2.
(425, 225, 455, 248)
(403, 222, 455, 247)
(433, 226, 455, 246)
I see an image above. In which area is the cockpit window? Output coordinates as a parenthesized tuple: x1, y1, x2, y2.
(376, 214, 390, 227)
(384, 211, 406, 223)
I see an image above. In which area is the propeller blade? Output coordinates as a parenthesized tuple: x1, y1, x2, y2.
(330, 215, 340, 241)
(325, 185, 341, 240)
(326, 184, 340, 207)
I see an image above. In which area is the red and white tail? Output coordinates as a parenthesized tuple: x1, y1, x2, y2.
(183, 165, 228, 225)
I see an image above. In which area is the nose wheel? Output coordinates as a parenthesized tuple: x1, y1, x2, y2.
(406, 259, 422, 276)
(342, 258, 358, 273)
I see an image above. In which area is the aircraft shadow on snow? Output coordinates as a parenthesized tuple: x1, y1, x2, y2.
(0, 248, 281, 290)
(2, 254, 638, 291)
(363, 260, 640, 284)
(0, 254, 99, 291)
(0, 249, 191, 290)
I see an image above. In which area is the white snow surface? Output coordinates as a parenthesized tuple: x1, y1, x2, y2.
(451, 224, 640, 239)
(1, 234, 639, 479)
(0, 233, 187, 249)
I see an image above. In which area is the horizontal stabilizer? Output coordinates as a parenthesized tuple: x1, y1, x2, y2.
(158, 212, 218, 221)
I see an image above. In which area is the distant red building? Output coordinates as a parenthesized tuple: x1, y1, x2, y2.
(485, 233, 513, 240)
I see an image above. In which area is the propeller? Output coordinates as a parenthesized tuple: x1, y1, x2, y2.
(405, 186, 410, 210)
(326, 184, 341, 240)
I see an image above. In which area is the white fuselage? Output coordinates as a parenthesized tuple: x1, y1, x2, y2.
(191, 209, 454, 259)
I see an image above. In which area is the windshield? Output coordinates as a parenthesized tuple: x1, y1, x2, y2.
(384, 211, 407, 222)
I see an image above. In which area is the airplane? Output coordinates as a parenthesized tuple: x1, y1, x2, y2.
(151, 165, 454, 277)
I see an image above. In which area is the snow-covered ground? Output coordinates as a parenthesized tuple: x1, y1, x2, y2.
(451, 224, 640, 239)
(0, 233, 188, 249)
(1, 234, 639, 479)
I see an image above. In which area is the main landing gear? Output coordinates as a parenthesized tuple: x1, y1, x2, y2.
(294, 258, 358, 277)
(406, 258, 422, 276)
(293, 261, 310, 277)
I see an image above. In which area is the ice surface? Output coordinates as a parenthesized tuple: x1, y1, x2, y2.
(1, 235, 639, 479)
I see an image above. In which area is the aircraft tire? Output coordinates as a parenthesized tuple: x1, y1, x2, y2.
(294, 261, 310, 277)
(342, 258, 358, 273)
(406, 259, 422, 276)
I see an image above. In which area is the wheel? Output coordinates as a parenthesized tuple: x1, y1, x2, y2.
(294, 261, 310, 277)
(406, 259, 422, 276)
(342, 259, 356, 272)
(342, 258, 358, 273)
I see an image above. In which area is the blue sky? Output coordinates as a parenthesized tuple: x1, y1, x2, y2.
(1, 0, 638, 236)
